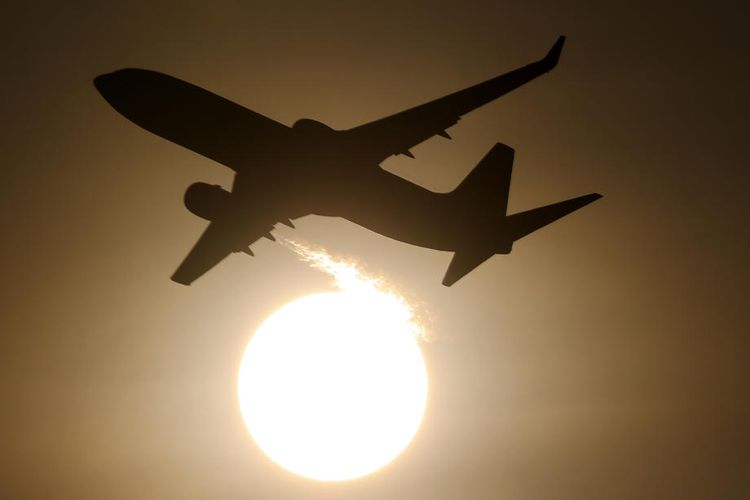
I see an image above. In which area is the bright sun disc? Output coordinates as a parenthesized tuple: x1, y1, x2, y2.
(238, 291, 428, 481)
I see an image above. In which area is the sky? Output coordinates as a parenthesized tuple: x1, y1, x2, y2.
(1, 1, 748, 498)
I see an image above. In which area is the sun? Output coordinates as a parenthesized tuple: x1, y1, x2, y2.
(237, 290, 428, 481)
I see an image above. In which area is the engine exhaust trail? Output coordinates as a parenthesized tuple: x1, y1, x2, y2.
(277, 236, 429, 342)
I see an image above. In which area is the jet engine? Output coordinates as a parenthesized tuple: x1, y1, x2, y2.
(184, 182, 231, 221)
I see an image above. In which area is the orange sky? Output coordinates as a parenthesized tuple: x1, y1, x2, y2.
(1, 1, 748, 499)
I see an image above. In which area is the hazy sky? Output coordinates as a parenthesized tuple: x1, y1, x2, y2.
(2, 1, 748, 499)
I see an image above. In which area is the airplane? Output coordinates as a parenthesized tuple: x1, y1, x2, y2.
(94, 35, 601, 287)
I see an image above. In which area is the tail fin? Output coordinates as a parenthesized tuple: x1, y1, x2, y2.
(441, 142, 600, 287)
(443, 143, 515, 286)
(442, 192, 601, 286)
(452, 142, 514, 215)
(507, 193, 602, 241)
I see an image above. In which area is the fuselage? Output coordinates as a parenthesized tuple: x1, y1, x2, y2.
(95, 68, 484, 253)
(309, 162, 464, 251)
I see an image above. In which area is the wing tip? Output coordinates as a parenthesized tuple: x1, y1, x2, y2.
(587, 192, 604, 203)
(542, 35, 566, 68)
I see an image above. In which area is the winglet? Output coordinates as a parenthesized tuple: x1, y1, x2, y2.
(541, 35, 566, 69)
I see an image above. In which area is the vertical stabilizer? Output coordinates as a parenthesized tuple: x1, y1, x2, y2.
(452, 142, 514, 215)
(443, 143, 516, 286)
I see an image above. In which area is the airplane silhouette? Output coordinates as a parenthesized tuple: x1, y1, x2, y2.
(94, 35, 601, 286)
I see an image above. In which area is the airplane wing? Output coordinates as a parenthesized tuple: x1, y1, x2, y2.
(170, 215, 274, 285)
(343, 36, 565, 164)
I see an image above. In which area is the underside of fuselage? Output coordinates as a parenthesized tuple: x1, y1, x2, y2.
(316, 167, 463, 251)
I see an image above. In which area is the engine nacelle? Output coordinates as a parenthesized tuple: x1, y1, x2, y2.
(184, 182, 231, 221)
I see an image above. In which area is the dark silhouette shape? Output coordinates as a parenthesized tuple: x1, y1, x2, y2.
(94, 35, 600, 286)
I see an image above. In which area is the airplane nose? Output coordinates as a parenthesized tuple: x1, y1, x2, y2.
(94, 69, 153, 99)
(93, 72, 115, 95)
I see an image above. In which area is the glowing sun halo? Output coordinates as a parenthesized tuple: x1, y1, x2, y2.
(238, 285, 428, 481)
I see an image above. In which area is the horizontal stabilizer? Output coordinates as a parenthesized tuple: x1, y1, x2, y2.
(507, 192, 602, 241)
(442, 247, 496, 286)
